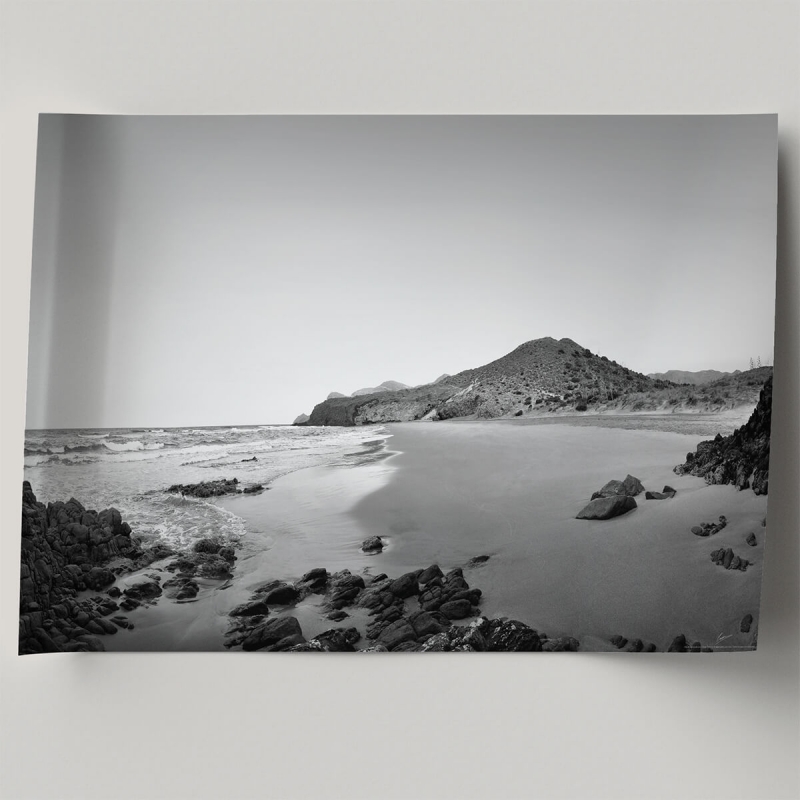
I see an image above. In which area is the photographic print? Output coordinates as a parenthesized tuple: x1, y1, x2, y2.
(19, 114, 776, 654)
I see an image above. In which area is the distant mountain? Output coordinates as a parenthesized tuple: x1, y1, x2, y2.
(327, 392, 349, 400)
(301, 338, 772, 426)
(647, 369, 736, 385)
(293, 413, 310, 424)
(432, 374, 451, 384)
(351, 380, 411, 396)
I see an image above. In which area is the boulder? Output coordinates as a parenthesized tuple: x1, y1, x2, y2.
(242, 616, 303, 651)
(746, 532, 757, 547)
(193, 538, 221, 555)
(361, 536, 384, 554)
(264, 584, 300, 605)
(609, 635, 628, 649)
(667, 634, 687, 653)
(312, 627, 361, 652)
(123, 580, 162, 602)
(230, 599, 270, 617)
(417, 564, 444, 584)
(377, 619, 417, 650)
(389, 571, 420, 599)
(576, 495, 637, 520)
(485, 619, 542, 652)
(622, 475, 645, 496)
(439, 599, 473, 620)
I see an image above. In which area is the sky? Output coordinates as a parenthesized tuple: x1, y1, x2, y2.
(25, 114, 777, 428)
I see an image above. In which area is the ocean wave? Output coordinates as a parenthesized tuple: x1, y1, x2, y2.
(104, 440, 166, 452)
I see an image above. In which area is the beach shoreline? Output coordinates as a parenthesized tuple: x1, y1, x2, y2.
(24, 416, 765, 653)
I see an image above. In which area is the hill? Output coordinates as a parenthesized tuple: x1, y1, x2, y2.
(302, 338, 772, 426)
(351, 380, 411, 396)
(647, 369, 735, 385)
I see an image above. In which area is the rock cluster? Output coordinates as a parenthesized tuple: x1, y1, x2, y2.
(674, 377, 772, 494)
(19, 481, 142, 654)
(225, 561, 581, 653)
(576, 474, 643, 520)
(167, 478, 264, 498)
(667, 634, 714, 653)
(645, 485, 677, 500)
(710, 548, 750, 571)
(609, 635, 658, 652)
(691, 516, 727, 537)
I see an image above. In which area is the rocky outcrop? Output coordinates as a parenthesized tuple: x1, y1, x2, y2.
(292, 413, 310, 425)
(576, 495, 637, 520)
(675, 377, 772, 494)
(166, 478, 266, 497)
(19, 481, 142, 654)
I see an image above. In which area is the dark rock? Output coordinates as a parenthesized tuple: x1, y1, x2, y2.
(466, 555, 491, 568)
(662, 485, 677, 494)
(326, 609, 349, 622)
(622, 474, 645, 496)
(242, 616, 303, 651)
(674, 376, 772, 495)
(123, 580, 162, 602)
(746, 532, 757, 547)
(576, 495, 637, 520)
(740, 613, 754, 633)
(328, 571, 366, 607)
(312, 627, 361, 652)
(242, 484, 264, 494)
(264, 584, 299, 605)
(107, 586, 122, 598)
(624, 638, 644, 653)
(389, 571, 420, 599)
(418, 564, 444, 584)
(301, 567, 328, 584)
(230, 599, 270, 617)
(645, 491, 667, 500)
(590, 475, 644, 501)
(439, 599, 473, 620)
(409, 611, 448, 638)
(541, 636, 580, 652)
(193, 538, 222, 555)
(378, 619, 418, 650)
(668, 634, 687, 653)
(485, 619, 542, 652)
(166, 478, 240, 498)
(86, 567, 115, 590)
(361, 536, 384, 554)
(610, 635, 628, 649)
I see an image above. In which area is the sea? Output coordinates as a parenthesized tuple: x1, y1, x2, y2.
(22, 425, 390, 552)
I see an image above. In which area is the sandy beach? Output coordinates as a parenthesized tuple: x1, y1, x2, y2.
(103, 417, 765, 652)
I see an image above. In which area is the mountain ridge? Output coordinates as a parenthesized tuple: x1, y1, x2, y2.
(301, 337, 771, 426)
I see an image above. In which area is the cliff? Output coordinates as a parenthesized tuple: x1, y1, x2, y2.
(674, 376, 773, 494)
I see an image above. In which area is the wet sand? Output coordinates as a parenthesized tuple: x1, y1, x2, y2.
(352, 421, 766, 650)
(107, 419, 766, 652)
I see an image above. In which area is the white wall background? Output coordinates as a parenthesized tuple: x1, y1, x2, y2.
(1, 2, 798, 799)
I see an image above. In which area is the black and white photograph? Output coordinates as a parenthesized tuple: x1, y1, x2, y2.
(19, 113, 777, 654)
